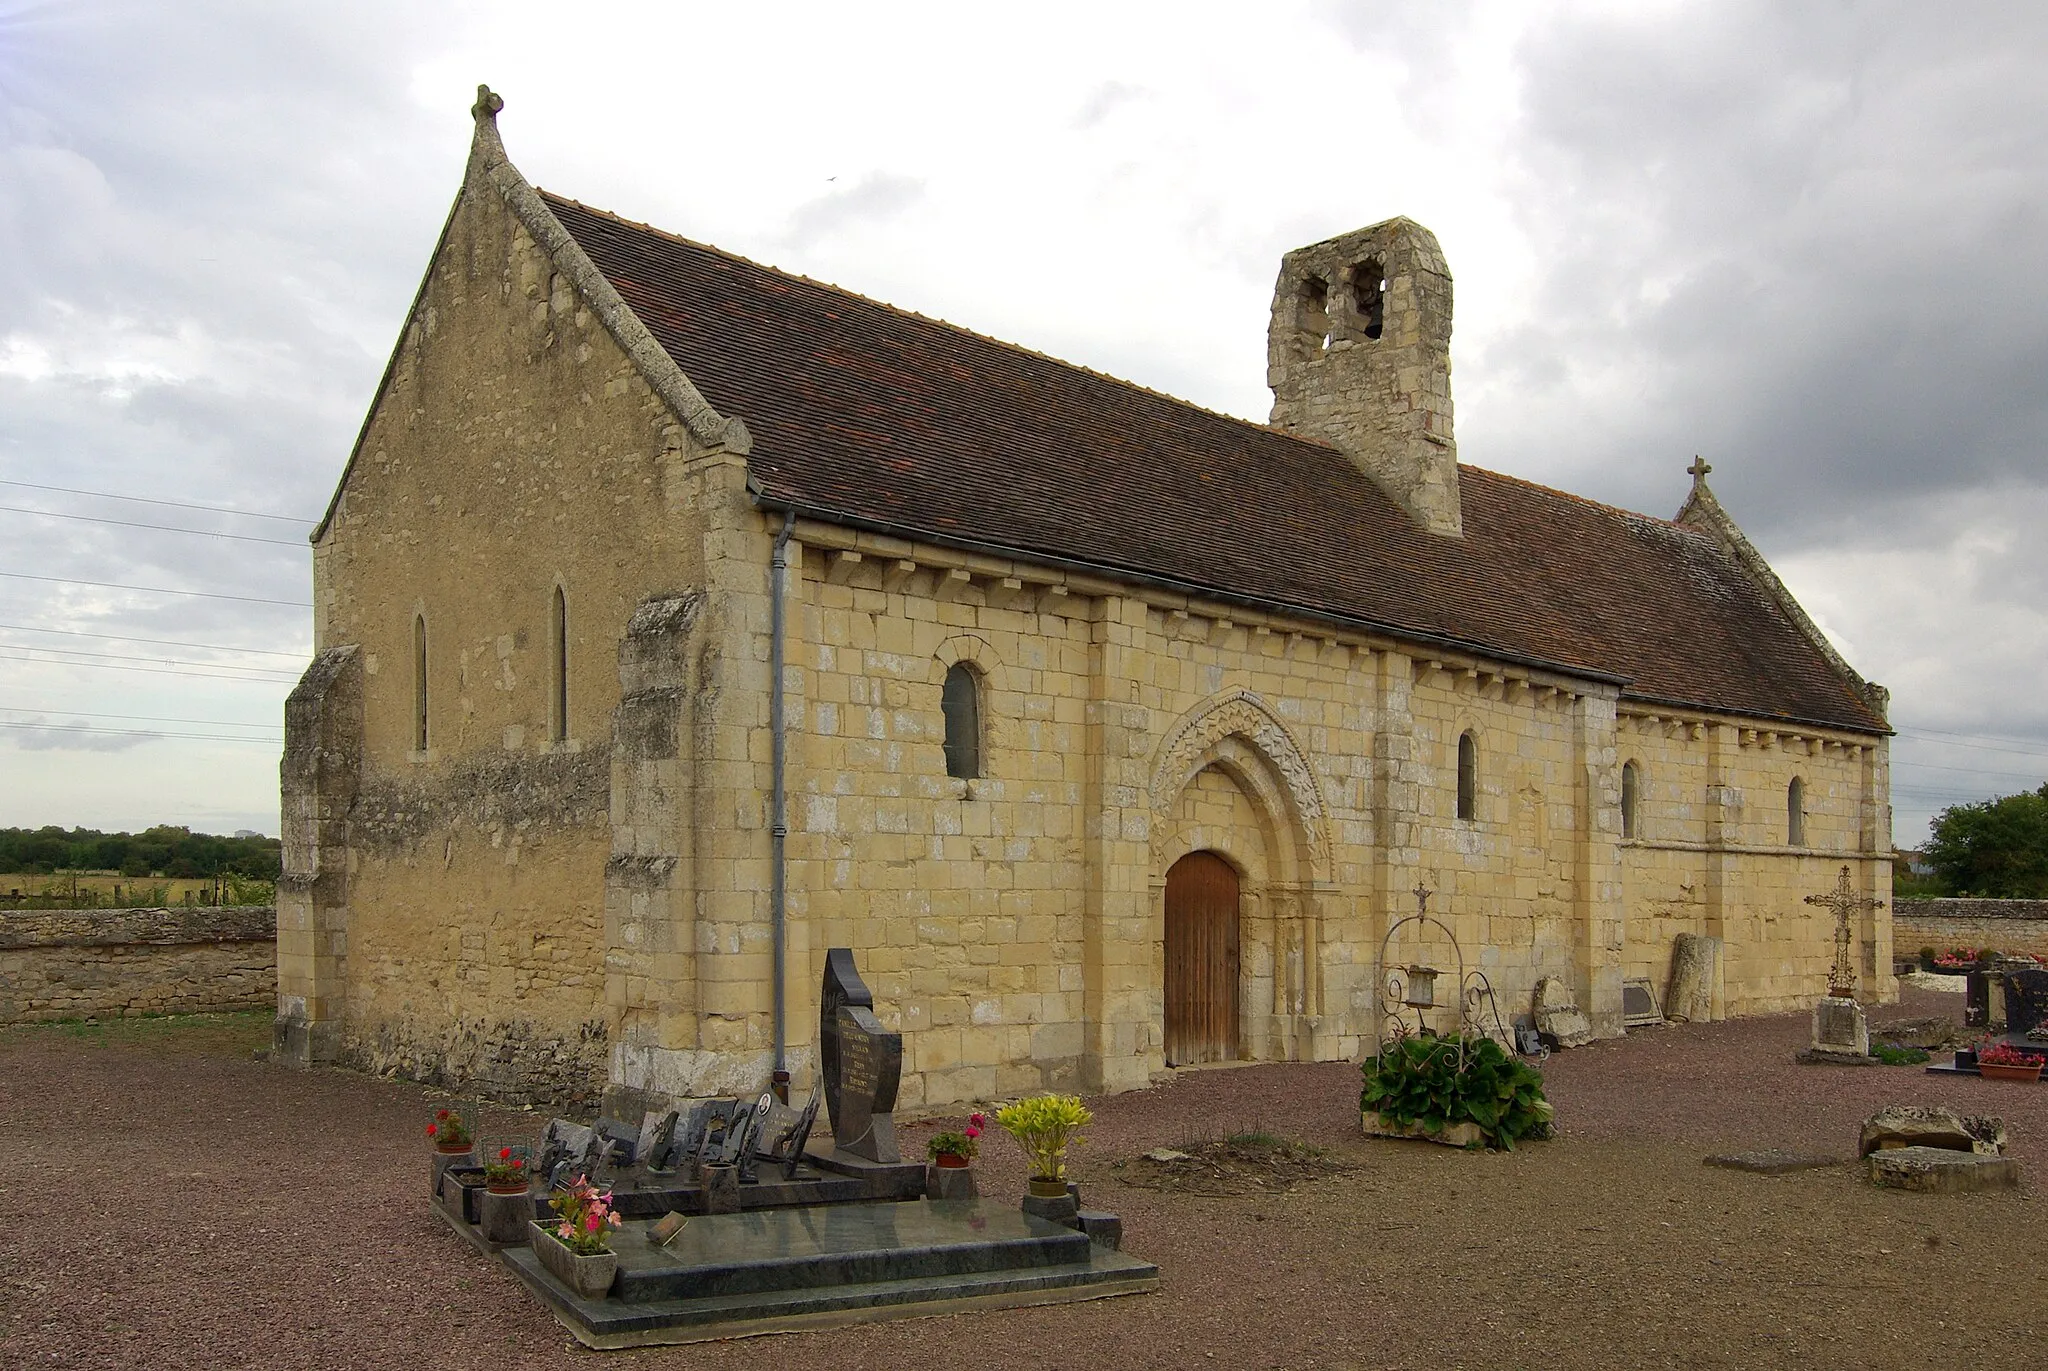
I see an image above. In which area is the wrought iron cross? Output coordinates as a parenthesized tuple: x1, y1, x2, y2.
(1804, 864, 1885, 996)
(1413, 882, 1432, 916)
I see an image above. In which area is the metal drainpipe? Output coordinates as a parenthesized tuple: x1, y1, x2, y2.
(769, 509, 795, 1101)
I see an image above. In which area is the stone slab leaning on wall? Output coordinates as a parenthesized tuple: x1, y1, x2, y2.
(0, 905, 275, 1023)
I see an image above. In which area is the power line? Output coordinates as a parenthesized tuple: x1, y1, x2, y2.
(0, 478, 312, 524)
(0, 705, 282, 732)
(0, 571, 311, 608)
(0, 623, 308, 660)
(0, 719, 282, 745)
(0, 644, 298, 677)
(1896, 729, 2048, 760)
(0, 653, 298, 685)
(1892, 759, 2047, 783)
(0, 503, 307, 547)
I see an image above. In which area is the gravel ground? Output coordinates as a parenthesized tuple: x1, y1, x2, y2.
(3, 989, 2044, 1370)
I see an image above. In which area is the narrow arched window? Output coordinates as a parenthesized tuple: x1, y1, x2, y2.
(941, 663, 981, 779)
(1621, 760, 1640, 840)
(1456, 731, 1477, 821)
(412, 614, 429, 752)
(1788, 777, 1806, 846)
(551, 585, 569, 742)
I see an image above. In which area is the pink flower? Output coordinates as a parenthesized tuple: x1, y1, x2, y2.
(557, 1223, 573, 1240)
(969, 1112, 986, 1127)
(585, 1213, 601, 1234)
(608, 1212, 622, 1228)
(964, 1126, 981, 1139)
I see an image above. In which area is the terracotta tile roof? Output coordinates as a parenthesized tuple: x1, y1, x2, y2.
(543, 193, 1886, 735)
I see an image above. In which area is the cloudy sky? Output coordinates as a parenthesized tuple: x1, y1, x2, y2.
(1, 0, 2043, 842)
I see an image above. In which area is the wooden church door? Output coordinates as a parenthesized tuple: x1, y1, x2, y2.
(1164, 850, 1241, 1066)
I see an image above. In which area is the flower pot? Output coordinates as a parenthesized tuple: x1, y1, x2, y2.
(1027, 1175, 1068, 1199)
(529, 1221, 619, 1300)
(934, 1153, 971, 1169)
(1977, 1061, 2044, 1083)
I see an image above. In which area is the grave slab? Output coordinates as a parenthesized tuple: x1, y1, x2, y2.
(500, 1198, 1158, 1348)
(1867, 1146, 2021, 1193)
(1703, 1150, 1842, 1176)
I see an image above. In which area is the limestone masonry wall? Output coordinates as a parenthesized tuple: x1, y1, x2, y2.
(0, 906, 275, 1023)
(1895, 900, 2048, 960)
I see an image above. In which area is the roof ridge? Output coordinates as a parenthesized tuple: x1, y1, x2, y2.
(539, 190, 1323, 452)
(1467, 464, 1693, 532)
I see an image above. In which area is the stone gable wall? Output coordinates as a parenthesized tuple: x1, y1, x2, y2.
(1, 906, 275, 1023)
(294, 150, 749, 1107)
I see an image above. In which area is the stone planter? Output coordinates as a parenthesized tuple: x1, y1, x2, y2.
(479, 1187, 532, 1244)
(529, 1221, 619, 1300)
(1977, 1061, 2044, 1083)
(440, 1166, 486, 1223)
(430, 1145, 474, 1196)
(1361, 1109, 1485, 1149)
(1027, 1175, 1068, 1199)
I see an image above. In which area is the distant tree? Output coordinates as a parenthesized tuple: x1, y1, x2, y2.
(1924, 784, 2048, 898)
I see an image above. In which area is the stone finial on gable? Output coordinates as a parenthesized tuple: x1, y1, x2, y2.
(468, 84, 509, 173)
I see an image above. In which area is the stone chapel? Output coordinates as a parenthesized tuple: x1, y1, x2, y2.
(275, 89, 1895, 1113)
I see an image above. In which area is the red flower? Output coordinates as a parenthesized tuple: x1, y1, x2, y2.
(426, 1123, 438, 1137)
(499, 1146, 512, 1160)
(436, 1109, 451, 1120)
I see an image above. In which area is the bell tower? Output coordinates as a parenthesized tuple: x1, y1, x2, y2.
(1267, 218, 1459, 536)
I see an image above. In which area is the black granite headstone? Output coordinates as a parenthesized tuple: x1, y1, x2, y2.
(820, 947, 903, 1163)
(2001, 968, 2048, 1037)
(641, 1110, 680, 1172)
(1966, 969, 1990, 1028)
(592, 1115, 641, 1166)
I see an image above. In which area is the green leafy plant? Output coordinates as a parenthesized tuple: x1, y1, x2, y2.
(1360, 1033, 1554, 1151)
(994, 1094, 1092, 1180)
(1871, 1041, 1930, 1066)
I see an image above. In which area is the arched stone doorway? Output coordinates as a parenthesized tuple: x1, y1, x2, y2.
(1164, 850, 1241, 1065)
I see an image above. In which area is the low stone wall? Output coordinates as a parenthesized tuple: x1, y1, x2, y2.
(0, 906, 275, 1023)
(1894, 899, 2048, 961)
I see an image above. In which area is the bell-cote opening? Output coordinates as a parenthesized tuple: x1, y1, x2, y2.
(1349, 258, 1386, 341)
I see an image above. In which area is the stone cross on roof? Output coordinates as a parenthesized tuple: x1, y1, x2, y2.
(1687, 455, 1713, 486)
(1805, 864, 1885, 996)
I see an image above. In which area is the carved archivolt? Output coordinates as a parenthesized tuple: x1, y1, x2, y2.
(1149, 690, 1330, 877)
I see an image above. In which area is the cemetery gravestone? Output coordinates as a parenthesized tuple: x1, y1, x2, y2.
(820, 947, 903, 1163)
(2001, 968, 2048, 1038)
(1532, 976, 1593, 1049)
(1805, 995, 1872, 1062)
(1620, 977, 1663, 1027)
(639, 1110, 679, 1173)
